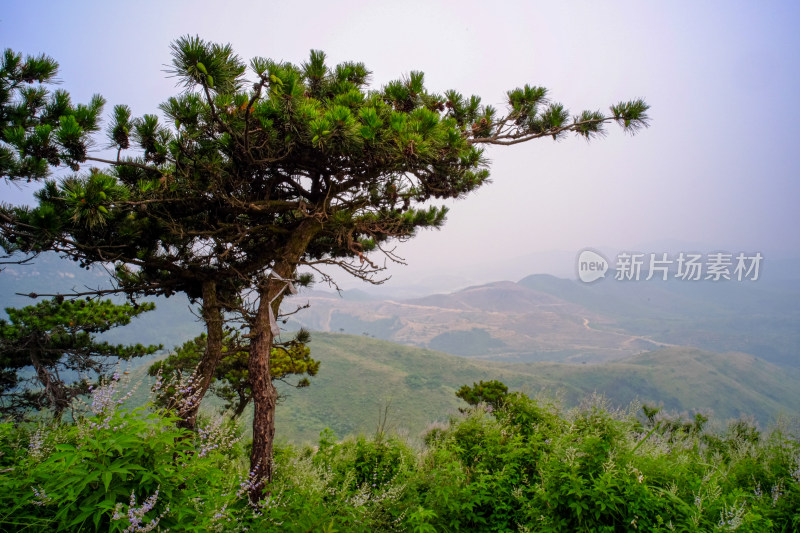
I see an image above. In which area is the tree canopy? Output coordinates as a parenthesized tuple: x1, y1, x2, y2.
(456, 379, 509, 412)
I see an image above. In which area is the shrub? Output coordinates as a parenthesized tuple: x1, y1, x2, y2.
(0, 375, 244, 532)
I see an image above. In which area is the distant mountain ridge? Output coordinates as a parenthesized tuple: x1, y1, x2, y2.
(287, 280, 633, 363)
(4, 253, 798, 367)
(287, 273, 800, 366)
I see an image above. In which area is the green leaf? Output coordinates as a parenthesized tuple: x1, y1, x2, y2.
(101, 470, 112, 492)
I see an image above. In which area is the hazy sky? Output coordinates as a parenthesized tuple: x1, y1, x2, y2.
(3, 1, 799, 290)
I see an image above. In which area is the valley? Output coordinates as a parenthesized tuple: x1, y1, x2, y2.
(3, 252, 800, 445)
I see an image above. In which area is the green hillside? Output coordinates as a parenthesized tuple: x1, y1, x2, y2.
(269, 333, 800, 444)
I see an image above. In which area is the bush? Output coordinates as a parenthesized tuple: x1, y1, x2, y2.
(1, 377, 798, 532)
(417, 390, 800, 532)
(0, 376, 244, 532)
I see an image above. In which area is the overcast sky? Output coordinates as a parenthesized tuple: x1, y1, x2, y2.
(3, 1, 799, 290)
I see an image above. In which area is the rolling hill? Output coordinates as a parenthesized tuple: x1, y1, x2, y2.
(267, 333, 800, 444)
(285, 282, 654, 363)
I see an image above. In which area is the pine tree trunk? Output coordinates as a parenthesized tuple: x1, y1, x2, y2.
(232, 390, 249, 419)
(29, 347, 68, 418)
(178, 279, 223, 430)
(248, 281, 281, 502)
(247, 219, 320, 503)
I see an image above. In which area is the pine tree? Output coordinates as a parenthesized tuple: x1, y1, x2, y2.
(0, 36, 649, 500)
(456, 379, 510, 412)
(0, 298, 159, 418)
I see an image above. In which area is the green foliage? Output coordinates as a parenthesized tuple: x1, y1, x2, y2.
(0, 48, 103, 180)
(0, 298, 160, 418)
(314, 432, 415, 493)
(149, 329, 319, 417)
(455, 379, 509, 412)
(410, 386, 800, 532)
(1, 376, 799, 531)
(0, 377, 244, 532)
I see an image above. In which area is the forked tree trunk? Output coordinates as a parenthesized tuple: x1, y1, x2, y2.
(178, 279, 224, 430)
